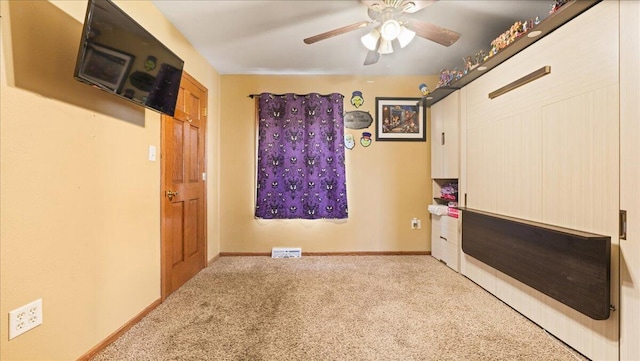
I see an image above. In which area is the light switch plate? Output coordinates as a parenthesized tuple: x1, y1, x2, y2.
(148, 145, 157, 161)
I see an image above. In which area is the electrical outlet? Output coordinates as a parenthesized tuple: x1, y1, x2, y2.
(411, 218, 421, 230)
(9, 299, 42, 340)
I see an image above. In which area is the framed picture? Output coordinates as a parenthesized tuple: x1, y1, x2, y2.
(375, 97, 426, 141)
(78, 43, 134, 93)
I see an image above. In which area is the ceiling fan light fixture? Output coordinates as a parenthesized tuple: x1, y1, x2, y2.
(403, 1, 416, 12)
(397, 26, 416, 48)
(527, 30, 542, 38)
(361, 28, 381, 51)
(378, 38, 394, 54)
(380, 19, 401, 41)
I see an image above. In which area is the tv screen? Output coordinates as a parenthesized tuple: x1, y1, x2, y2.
(74, 0, 184, 116)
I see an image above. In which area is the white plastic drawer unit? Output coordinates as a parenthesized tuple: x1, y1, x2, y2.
(431, 213, 461, 272)
(441, 215, 459, 246)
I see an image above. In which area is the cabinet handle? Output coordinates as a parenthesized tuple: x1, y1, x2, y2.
(620, 210, 627, 240)
(441, 132, 445, 145)
(489, 66, 551, 99)
(440, 236, 447, 241)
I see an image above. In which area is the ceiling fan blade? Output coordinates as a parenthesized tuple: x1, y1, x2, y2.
(405, 19, 460, 47)
(401, 0, 438, 13)
(364, 50, 380, 66)
(303, 21, 370, 45)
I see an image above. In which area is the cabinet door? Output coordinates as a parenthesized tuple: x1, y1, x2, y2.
(430, 91, 459, 179)
(462, 3, 619, 360)
(620, 1, 640, 359)
(430, 102, 445, 178)
(441, 92, 460, 178)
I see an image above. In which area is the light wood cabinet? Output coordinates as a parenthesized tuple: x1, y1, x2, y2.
(619, 1, 640, 360)
(430, 91, 461, 272)
(430, 90, 461, 271)
(428, 5, 639, 358)
(423, 1, 599, 107)
(430, 90, 459, 179)
(460, 3, 619, 360)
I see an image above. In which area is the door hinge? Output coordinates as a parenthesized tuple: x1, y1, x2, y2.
(620, 210, 627, 240)
(203, 107, 208, 117)
(202, 172, 206, 181)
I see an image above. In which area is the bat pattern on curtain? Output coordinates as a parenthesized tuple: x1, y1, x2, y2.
(255, 93, 348, 219)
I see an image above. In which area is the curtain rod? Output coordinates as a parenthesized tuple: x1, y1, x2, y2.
(248, 93, 343, 99)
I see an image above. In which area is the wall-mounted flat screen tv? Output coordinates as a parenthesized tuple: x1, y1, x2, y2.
(74, 0, 184, 116)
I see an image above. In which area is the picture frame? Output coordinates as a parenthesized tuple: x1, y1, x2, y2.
(375, 97, 426, 141)
(78, 43, 135, 93)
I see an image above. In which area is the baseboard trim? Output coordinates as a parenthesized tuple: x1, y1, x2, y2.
(220, 251, 430, 257)
(305, 251, 431, 256)
(77, 298, 161, 361)
(208, 253, 220, 266)
(220, 252, 271, 257)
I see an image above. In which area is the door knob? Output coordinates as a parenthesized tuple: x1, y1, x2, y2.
(166, 190, 178, 200)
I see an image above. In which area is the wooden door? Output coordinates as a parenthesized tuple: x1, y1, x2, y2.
(161, 72, 207, 299)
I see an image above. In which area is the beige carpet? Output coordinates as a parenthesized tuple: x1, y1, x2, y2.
(91, 256, 587, 361)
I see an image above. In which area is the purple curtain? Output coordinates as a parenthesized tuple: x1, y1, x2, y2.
(255, 93, 348, 219)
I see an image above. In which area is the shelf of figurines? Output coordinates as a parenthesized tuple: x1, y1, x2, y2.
(423, 0, 600, 108)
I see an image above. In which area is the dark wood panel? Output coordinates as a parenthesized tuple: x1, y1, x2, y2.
(461, 208, 611, 320)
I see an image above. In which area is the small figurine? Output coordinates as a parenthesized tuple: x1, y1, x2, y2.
(550, 0, 568, 14)
(464, 56, 473, 74)
(456, 69, 464, 81)
(437, 69, 447, 87)
(474, 49, 486, 65)
(419, 83, 430, 96)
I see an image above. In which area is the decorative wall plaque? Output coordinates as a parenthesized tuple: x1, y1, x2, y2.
(344, 110, 373, 130)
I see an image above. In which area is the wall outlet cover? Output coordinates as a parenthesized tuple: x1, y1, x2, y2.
(9, 298, 43, 339)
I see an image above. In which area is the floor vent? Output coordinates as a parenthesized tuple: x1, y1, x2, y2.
(271, 247, 302, 259)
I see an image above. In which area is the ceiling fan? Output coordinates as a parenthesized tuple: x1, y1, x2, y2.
(303, 0, 461, 65)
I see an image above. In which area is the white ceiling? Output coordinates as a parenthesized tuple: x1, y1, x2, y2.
(151, 0, 553, 76)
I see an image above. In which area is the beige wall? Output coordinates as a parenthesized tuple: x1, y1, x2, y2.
(0, 1, 220, 360)
(220, 75, 437, 253)
(1, 1, 434, 359)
